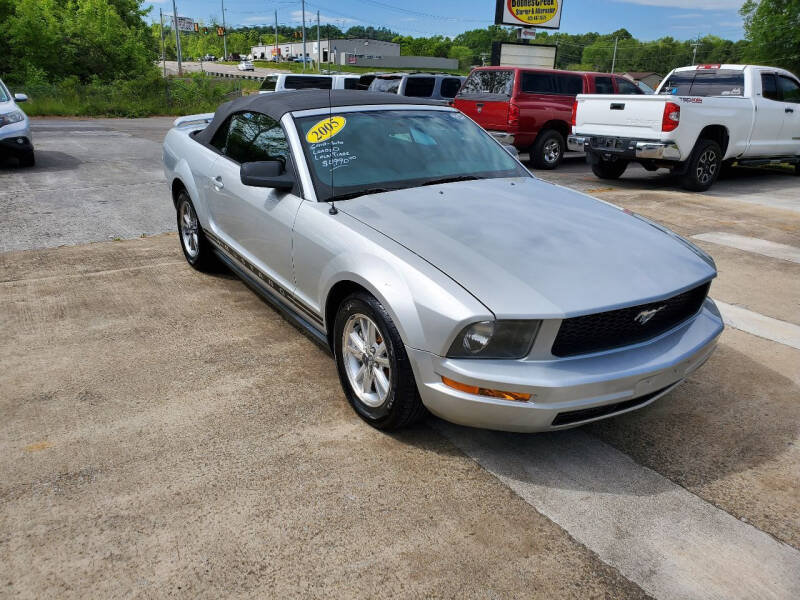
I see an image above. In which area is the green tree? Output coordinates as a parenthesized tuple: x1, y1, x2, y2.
(740, 0, 800, 74)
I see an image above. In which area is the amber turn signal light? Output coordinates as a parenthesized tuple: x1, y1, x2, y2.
(441, 376, 531, 402)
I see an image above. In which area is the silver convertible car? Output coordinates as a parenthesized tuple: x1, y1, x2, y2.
(162, 90, 723, 432)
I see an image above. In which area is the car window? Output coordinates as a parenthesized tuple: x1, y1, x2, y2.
(404, 77, 436, 97)
(260, 76, 278, 91)
(761, 74, 779, 100)
(284, 76, 332, 90)
(440, 78, 463, 98)
(778, 75, 800, 103)
(295, 109, 528, 201)
(0, 81, 8, 102)
(370, 77, 402, 93)
(521, 72, 554, 94)
(223, 112, 289, 164)
(615, 78, 643, 95)
(556, 74, 583, 95)
(457, 70, 514, 98)
(343, 78, 359, 90)
(210, 117, 231, 153)
(660, 69, 744, 97)
(595, 77, 614, 94)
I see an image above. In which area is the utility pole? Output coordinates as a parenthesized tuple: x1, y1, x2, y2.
(316, 11, 320, 73)
(274, 10, 279, 62)
(611, 37, 618, 73)
(171, 0, 182, 76)
(691, 36, 701, 65)
(159, 8, 166, 77)
(302, 0, 307, 72)
(221, 0, 228, 59)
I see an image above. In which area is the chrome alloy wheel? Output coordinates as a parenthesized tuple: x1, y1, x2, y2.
(342, 313, 392, 408)
(543, 139, 561, 164)
(179, 201, 200, 259)
(696, 149, 718, 185)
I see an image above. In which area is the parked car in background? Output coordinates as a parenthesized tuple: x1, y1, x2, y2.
(368, 73, 467, 105)
(293, 56, 313, 64)
(201, 54, 216, 62)
(163, 90, 722, 432)
(237, 60, 254, 71)
(454, 67, 643, 169)
(570, 64, 800, 190)
(259, 73, 359, 93)
(0, 78, 34, 167)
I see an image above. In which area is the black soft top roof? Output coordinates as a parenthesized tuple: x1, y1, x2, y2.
(195, 90, 439, 145)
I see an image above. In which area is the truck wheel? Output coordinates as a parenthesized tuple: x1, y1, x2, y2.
(591, 156, 628, 180)
(176, 191, 216, 271)
(530, 130, 564, 170)
(794, 163, 799, 176)
(681, 139, 722, 191)
(334, 292, 427, 431)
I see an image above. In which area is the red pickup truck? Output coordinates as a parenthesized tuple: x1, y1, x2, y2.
(454, 67, 644, 169)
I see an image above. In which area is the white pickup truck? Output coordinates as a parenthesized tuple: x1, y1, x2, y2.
(568, 64, 800, 190)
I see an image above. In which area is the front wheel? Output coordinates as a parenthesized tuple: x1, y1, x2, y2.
(334, 292, 426, 430)
(681, 139, 722, 191)
(530, 129, 564, 170)
(591, 155, 628, 179)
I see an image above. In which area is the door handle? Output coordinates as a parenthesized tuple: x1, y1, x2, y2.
(212, 175, 224, 189)
(786, 107, 795, 113)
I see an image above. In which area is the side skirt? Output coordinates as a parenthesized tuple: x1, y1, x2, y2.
(210, 247, 331, 353)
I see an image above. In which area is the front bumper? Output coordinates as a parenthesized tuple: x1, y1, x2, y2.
(0, 117, 33, 157)
(569, 134, 681, 161)
(407, 299, 723, 432)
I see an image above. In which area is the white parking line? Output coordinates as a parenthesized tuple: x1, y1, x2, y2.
(434, 424, 800, 600)
(693, 232, 800, 264)
(714, 300, 800, 350)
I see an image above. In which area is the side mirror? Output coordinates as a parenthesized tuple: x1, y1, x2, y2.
(14, 93, 28, 103)
(502, 143, 519, 159)
(240, 160, 295, 190)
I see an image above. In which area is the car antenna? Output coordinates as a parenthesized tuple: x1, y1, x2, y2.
(327, 88, 338, 215)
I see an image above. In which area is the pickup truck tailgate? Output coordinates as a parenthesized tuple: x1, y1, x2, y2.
(454, 97, 509, 130)
(575, 94, 667, 138)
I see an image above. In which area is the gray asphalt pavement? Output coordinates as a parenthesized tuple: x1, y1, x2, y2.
(2, 117, 799, 598)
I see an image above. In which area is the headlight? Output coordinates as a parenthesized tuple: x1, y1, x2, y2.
(0, 110, 25, 128)
(447, 320, 541, 359)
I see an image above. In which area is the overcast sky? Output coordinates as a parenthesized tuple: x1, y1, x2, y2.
(145, 0, 746, 41)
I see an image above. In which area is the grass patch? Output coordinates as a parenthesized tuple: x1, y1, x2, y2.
(18, 72, 256, 118)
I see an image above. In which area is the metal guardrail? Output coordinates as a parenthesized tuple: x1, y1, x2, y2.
(203, 70, 265, 81)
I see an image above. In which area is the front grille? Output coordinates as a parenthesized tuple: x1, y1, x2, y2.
(552, 282, 710, 357)
(551, 385, 672, 426)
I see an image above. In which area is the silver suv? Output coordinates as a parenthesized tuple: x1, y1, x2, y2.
(368, 73, 466, 104)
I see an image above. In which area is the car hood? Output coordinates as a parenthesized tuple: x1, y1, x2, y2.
(339, 177, 715, 318)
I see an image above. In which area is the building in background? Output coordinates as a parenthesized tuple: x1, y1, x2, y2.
(250, 38, 400, 63)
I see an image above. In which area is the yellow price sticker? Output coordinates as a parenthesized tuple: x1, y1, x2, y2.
(306, 116, 347, 144)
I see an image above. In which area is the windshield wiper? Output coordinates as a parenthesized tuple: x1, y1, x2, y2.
(420, 175, 483, 187)
(326, 187, 394, 202)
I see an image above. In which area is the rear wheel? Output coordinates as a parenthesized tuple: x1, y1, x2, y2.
(530, 129, 564, 170)
(591, 155, 628, 180)
(176, 191, 216, 271)
(334, 292, 426, 430)
(681, 139, 722, 191)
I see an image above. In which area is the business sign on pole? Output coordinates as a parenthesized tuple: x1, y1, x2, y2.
(517, 28, 538, 40)
(171, 16, 195, 32)
(495, 0, 563, 29)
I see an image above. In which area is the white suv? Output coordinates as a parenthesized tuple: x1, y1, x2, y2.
(0, 79, 34, 167)
(258, 73, 360, 94)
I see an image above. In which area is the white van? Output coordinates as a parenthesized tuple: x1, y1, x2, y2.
(259, 73, 360, 94)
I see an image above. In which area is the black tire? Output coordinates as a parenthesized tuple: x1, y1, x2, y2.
(176, 191, 216, 271)
(333, 292, 427, 430)
(18, 151, 35, 168)
(681, 139, 722, 191)
(591, 155, 628, 180)
(794, 162, 799, 176)
(530, 129, 564, 170)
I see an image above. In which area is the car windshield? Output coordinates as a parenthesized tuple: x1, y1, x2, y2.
(294, 109, 529, 202)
